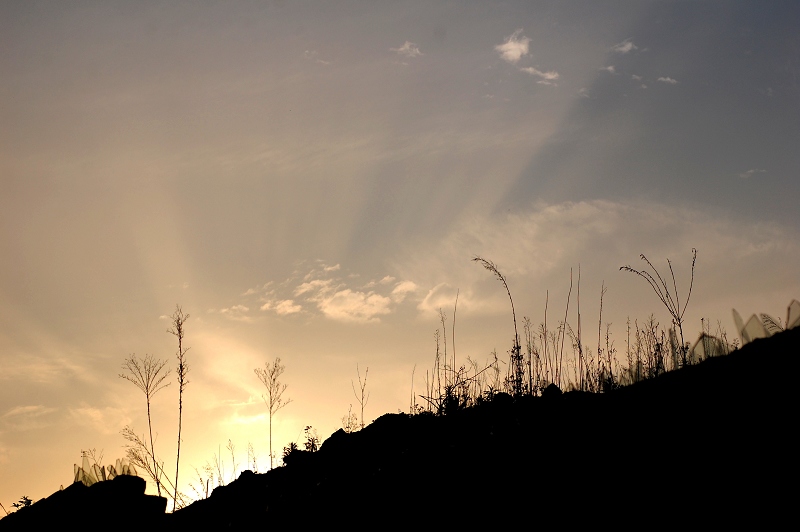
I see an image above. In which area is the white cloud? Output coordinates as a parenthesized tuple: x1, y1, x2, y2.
(317, 289, 392, 323)
(658, 76, 678, 84)
(631, 74, 642, 81)
(295, 279, 334, 296)
(601, 65, 616, 74)
(495, 29, 530, 64)
(324, 264, 341, 272)
(219, 305, 252, 322)
(274, 299, 302, 315)
(611, 39, 638, 54)
(390, 41, 422, 58)
(739, 169, 766, 179)
(519, 67, 560, 83)
(391, 280, 418, 303)
(417, 283, 462, 317)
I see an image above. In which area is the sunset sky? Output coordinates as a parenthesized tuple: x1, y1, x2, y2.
(2, 1, 799, 508)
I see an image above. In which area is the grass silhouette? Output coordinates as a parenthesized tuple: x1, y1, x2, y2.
(4, 259, 799, 529)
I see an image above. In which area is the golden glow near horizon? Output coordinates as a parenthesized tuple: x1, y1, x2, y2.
(2, 1, 800, 508)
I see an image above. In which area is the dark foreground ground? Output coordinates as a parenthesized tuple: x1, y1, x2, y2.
(3, 327, 797, 530)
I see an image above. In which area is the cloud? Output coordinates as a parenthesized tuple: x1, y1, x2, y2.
(392, 199, 800, 332)
(304, 50, 331, 65)
(417, 283, 462, 317)
(390, 41, 423, 58)
(219, 305, 253, 322)
(611, 39, 638, 54)
(295, 279, 334, 296)
(739, 169, 766, 179)
(391, 281, 418, 303)
(1, 405, 58, 431)
(69, 405, 131, 436)
(631, 74, 642, 81)
(519, 67, 560, 84)
(495, 29, 530, 64)
(601, 65, 616, 74)
(317, 289, 392, 323)
(324, 264, 341, 272)
(658, 76, 678, 84)
(273, 299, 302, 315)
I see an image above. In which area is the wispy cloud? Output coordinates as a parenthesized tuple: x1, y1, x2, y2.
(69, 405, 131, 435)
(739, 168, 766, 179)
(390, 41, 422, 58)
(658, 76, 678, 84)
(611, 39, 638, 54)
(304, 49, 331, 65)
(1, 405, 58, 431)
(601, 65, 616, 74)
(519, 67, 560, 84)
(219, 305, 253, 322)
(495, 29, 530, 64)
(631, 74, 642, 81)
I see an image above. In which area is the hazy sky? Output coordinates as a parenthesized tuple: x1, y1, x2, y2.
(2, 1, 799, 507)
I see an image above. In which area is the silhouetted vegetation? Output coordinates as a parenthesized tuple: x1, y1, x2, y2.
(254, 357, 291, 469)
(5, 253, 800, 530)
(167, 305, 190, 511)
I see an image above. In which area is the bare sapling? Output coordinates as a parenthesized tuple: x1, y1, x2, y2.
(254, 357, 291, 469)
(119, 353, 170, 496)
(352, 364, 370, 429)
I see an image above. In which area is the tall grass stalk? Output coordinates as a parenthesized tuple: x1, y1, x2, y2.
(620, 249, 697, 366)
(167, 305, 190, 512)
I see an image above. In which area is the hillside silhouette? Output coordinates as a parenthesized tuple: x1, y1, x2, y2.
(3, 327, 796, 529)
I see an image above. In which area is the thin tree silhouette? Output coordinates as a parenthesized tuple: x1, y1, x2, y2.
(255, 357, 291, 469)
(119, 353, 170, 496)
(167, 305, 190, 511)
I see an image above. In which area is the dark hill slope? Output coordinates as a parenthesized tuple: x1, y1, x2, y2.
(170, 328, 797, 528)
(3, 328, 796, 530)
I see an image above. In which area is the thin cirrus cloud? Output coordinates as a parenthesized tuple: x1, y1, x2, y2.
(390, 41, 423, 58)
(519, 67, 560, 84)
(495, 29, 530, 64)
(739, 169, 766, 179)
(1, 405, 58, 431)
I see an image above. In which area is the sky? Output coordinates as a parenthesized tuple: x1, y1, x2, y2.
(1, 0, 799, 508)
